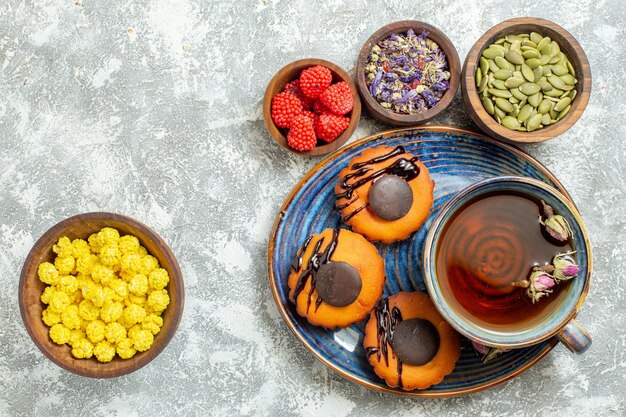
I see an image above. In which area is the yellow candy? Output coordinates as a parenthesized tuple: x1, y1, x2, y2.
(48, 290, 70, 313)
(85, 319, 106, 343)
(71, 338, 94, 359)
(61, 305, 82, 330)
(100, 301, 124, 323)
(109, 278, 128, 299)
(52, 237, 73, 258)
(128, 274, 148, 295)
(122, 304, 146, 326)
(38, 262, 59, 285)
(91, 263, 115, 285)
(99, 245, 122, 267)
(132, 329, 154, 352)
(97, 227, 120, 247)
(137, 246, 148, 256)
(127, 324, 143, 340)
(76, 254, 98, 275)
(49, 323, 71, 345)
(125, 293, 147, 307)
(54, 256, 75, 275)
(93, 340, 116, 363)
(88, 233, 101, 253)
(42, 307, 61, 326)
(59, 274, 79, 294)
(105, 322, 127, 344)
(118, 235, 140, 255)
(69, 329, 86, 347)
(147, 289, 170, 313)
(40, 286, 56, 305)
(78, 299, 100, 321)
(139, 255, 159, 276)
(116, 338, 136, 359)
(148, 268, 169, 291)
(120, 253, 142, 275)
(142, 314, 163, 335)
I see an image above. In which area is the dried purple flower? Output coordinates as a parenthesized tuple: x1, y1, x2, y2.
(553, 251, 579, 282)
(364, 29, 450, 114)
(540, 200, 572, 242)
(471, 341, 510, 363)
(512, 267, 556, 303)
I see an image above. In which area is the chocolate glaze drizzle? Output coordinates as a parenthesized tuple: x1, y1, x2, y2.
(366, 298, 405, 388)
(290, 229, 340, 313)
(335, 146, 420, 222)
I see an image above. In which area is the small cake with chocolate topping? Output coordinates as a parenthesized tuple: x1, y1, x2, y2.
(363, 291, 460, 390)
(334, 145, 434, 243)
(288, 228, 385, 329)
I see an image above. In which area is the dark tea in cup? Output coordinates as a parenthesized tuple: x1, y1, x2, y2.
(435, 191, 573, 331)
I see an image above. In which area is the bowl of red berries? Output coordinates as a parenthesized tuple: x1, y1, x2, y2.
(263, 59, 362, 157)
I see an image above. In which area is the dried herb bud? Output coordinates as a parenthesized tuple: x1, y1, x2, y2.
(471, 340, 510, 363)
(525, 268, 556, 303)
(540, 200, 572, 242)
(553, 251, 579, 282)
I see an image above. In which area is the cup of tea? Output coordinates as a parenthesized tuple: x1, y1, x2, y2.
(423, 176, 592, 353)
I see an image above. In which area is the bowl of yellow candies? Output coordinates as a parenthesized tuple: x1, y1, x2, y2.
(19, 212, 184, 378)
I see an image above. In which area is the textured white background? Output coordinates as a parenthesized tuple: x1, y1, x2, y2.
(1, 0, 625, 416)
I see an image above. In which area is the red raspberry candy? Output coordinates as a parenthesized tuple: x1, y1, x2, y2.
(314, 113, 350, 143)
(300, 110, 316, 123)
(283, 79, 313, 110)
(271, 92, 303, 129)
(313, 99, 333, 115)
(299, 65, 332, 99)
(287, 115, 317, 151)
(319, 81, 353, 115)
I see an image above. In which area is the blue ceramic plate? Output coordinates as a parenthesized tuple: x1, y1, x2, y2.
(268, 126, 569, 398)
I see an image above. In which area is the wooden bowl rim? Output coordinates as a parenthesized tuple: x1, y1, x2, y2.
(354, 20, 461, 126)
(262, 58, 362, 158)
(18, 212, 185, 378)
(462, 17, 592, 143)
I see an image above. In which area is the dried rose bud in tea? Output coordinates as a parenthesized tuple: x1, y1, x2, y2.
(365, 29, 450, 114)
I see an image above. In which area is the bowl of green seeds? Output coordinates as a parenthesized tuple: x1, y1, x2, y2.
(461, 17, 591, 143)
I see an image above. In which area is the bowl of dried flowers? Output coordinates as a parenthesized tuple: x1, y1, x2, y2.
(355, 21, 461, 126)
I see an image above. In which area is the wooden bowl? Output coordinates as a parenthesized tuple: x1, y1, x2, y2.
(263, 58, 361, 157)
(19, 212, 184, 378)
(461, 17, 591, 143)
(354, 21, 461, 126)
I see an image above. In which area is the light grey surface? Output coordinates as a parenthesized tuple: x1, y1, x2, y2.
(1, 1, 625, 416)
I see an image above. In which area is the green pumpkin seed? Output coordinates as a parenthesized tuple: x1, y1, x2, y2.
(489, 88, 512, 98)
(503, 42, 511, 49)
(560, 74, 576, 85)
(550, 41, 560, 57)
(554, 97, 571, 112)
(511, 103, 520, 117)
(541, 65, 552, 76)
(522, 49, 541, 59)
(482, 97, 495, 115)
(567, 61, 576, 76)
(510, 40, 522, 52)
(491, 44, 507, 52)
(494, 69, 513, 80)
(538, 99, 553, 114)
(528, 92, 542, 107)
(495, 56, 513, 71)
(560, 89, 571, 98)
(478, 75, 489, 93)
(509, 96, 520, 104)
(525, 58, 541, 69)
(522, 39, 538, 48)
(505, 34, 523, 43)
(521, 64, 535, 82)
(494, 37, 506, 45)
(527, 113, 543, 131)
(549, 54, 561, 65)
(530, 32, 543, 44)
(494, 106, 506, 119)
(495, 97, 514, 112)
(501, 116, 521, 130)
(511, 87, 527, 101)
(539, 54, 553, 65)
(493, 79, 507, 90)
(504, 50, 524, 65)
(480, 57, 489, 75)
(569, 89, 577, 100)
(475, 67, 482, 85)
(513, 70, 522, 78)
(549, 108, 558, 119)
(537, 37, 551, 52)
(541, 113, 552, 126)
(481, 89, 490, 100)
(537, 80, 553, 92)
(488, 59, 500, 72)
(517, 104, 533, 122)
(551, 64, 568, 76)
(504, 77, 525, 88)
(548, 75, 565, 89)
(518, 98, 527, 108)
(519, 82, 540, 95)
(545, 88, 564, 97)
(533, 66, 543, 81)
(557, 104, 571, 121)
(483, 47, 504, 60)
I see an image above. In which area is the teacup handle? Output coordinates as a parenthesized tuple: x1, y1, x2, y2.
(556, 319, 592, 353)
